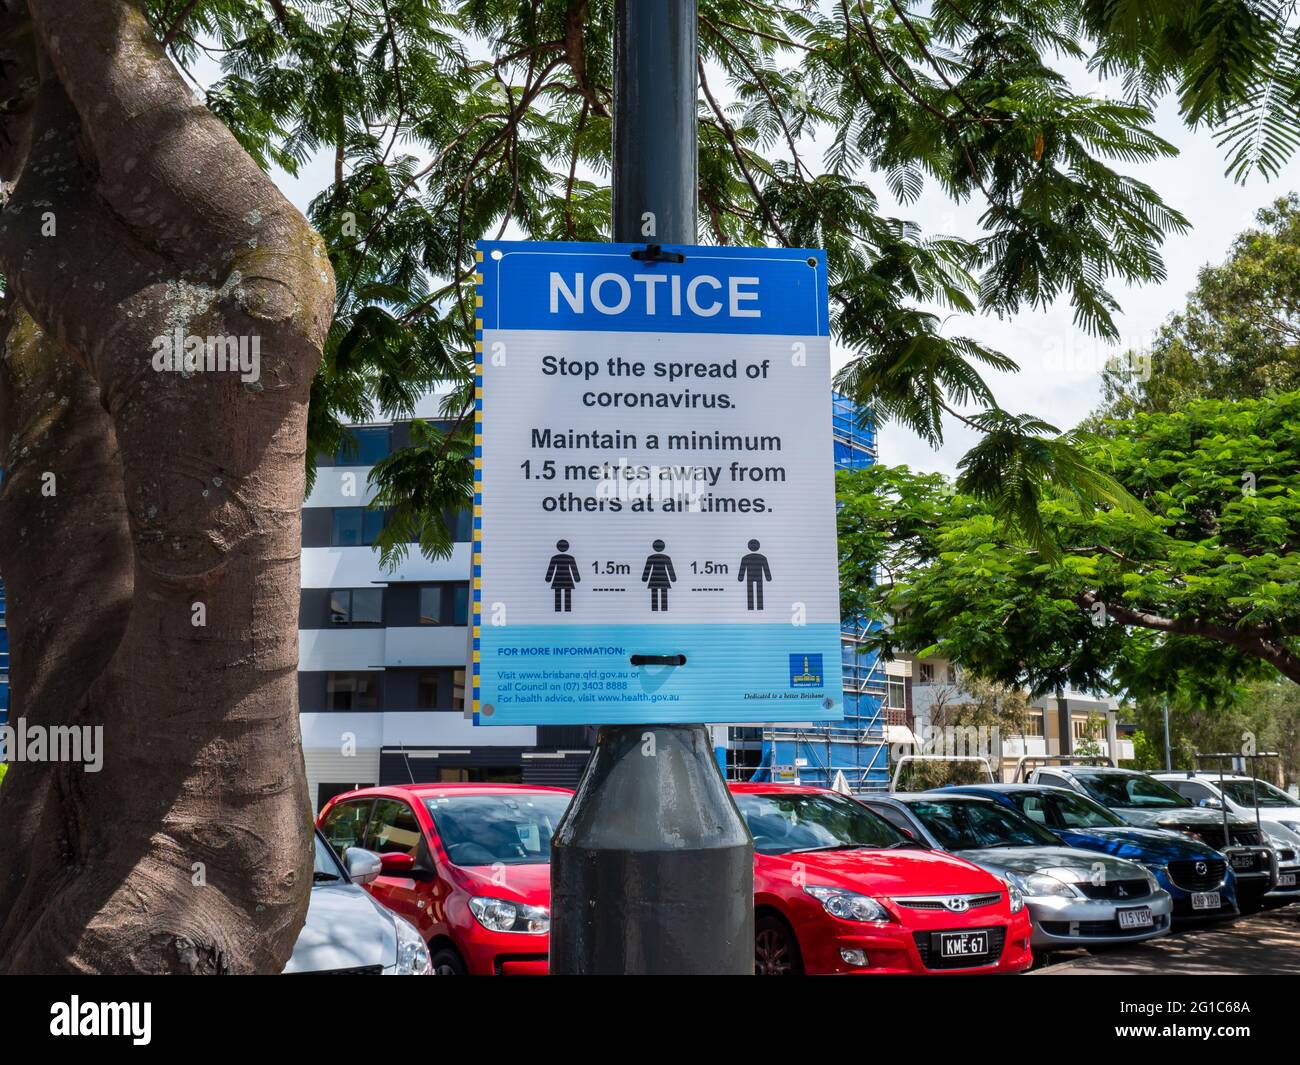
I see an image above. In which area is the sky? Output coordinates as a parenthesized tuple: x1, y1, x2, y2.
(192, 41, 1300, 479)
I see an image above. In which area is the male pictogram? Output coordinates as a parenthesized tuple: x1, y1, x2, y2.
(545, 539, 580, 612)
(737, 539, 772, 611)
(641, 539, 677, 612)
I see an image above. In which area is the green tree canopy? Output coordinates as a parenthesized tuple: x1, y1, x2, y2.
(839, 390, 1300, 703)
(139, 0, 1300, 561)
(1096, 194, 1300, 419)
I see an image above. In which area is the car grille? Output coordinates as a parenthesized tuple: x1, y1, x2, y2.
(893, 893, 1002, 911)
(1074, 879, 1151, 901)
(1040, 915, 1169, 938)
(912, 927, 1006, 970)
(1168, 858, 1227, 891)
(1176, 825, 1262, 848)
(1227, 850, 1268, 875)
(1276, 848, 1296, 863)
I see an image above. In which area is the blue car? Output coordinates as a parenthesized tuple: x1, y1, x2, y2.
(942, 784, 1240, 924)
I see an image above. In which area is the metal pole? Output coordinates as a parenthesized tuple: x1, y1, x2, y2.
(1163, 701, 1173, 772)
(549, 0, 755, 975)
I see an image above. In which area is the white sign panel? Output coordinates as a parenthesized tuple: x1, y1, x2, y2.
(473, 240, 842, 725)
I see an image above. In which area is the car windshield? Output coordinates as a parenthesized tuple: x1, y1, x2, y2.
(1218, 779, 1300, 809)
(733, 791, 903, 855)
(423, 793, 571, 867)
(313, 832, 345, 882)
(1017, 790, 1127, 829)
(1074, 771, 1189, 809)
(906, 798, 1062, 849)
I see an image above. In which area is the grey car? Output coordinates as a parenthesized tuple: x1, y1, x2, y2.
(861, 792, 1173, 952)
(1027, 765, 1276, 909)
(284, 830, 433, 975)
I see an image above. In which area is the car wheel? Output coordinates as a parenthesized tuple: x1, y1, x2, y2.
(430, 947, 468, 975)
(754, 916, 802, 975)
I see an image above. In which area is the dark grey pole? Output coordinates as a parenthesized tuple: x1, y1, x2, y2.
(549, 0, 755, 975)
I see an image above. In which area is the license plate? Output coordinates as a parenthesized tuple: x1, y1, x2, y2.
(1280, 873, 1297, 887)
(1192, 892, 1221, 910)
(1117, 906, 1153, 929)
(1230, 853, 1255, 870)
(937, 931, 989, 959)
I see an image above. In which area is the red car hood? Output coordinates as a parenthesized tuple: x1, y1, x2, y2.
(759, 847, 1003, 897)
(453, 862, 552, 907)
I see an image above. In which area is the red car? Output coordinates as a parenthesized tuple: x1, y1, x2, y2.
(317, 783, 572, 975)
(730, 783, 1034, 975)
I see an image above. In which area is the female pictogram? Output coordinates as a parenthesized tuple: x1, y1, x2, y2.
(641, 540, 677, 612)
(545, 539, 581, 612)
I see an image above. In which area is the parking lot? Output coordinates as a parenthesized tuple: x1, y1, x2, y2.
(1035, 905, 1300, 975)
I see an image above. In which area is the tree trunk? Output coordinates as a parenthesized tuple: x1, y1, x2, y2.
(0, 0, 335, 973)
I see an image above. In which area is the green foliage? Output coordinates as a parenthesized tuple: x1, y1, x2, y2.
(139, 0, 1247, 557)
(1096, 194, 1300, 420)
(839, 391, 1300, 702)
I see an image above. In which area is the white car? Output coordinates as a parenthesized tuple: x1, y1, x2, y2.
(1154, 772, 1300, 904)
(284, 830, 433, 974)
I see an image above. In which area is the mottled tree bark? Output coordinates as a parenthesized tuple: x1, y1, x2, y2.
(0, 0, 335, 972)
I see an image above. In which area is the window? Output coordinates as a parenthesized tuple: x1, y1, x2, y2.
(885, 679, 906, 710)
(416, 668, 468, 711)
(316, 782, 375, 813)
(945, 664, 957, 685)
(444, 509, 473, 543)
(733, 791, 904, 855)
(423, 792, 573, 866)
(331, 508, 386, 547)
(320, 798, 374, 859)
(1022, 713, 1045, 737)
(328, 588, 383, 625)
(1072, 717, 1100, 741)
(917, 662, 935, 684)
(419, 583, 470, 626)
(364, 799, 424, 857)
(326, 672, 381, 711)
(336, 426, 390, 465)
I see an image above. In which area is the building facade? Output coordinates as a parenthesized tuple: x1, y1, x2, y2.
(298, 395, 590, 812)
(893, 652, 1134, 780)
(299, 391, 889, 809)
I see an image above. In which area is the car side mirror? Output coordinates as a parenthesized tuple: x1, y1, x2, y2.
(1199, 797, 1224, 810)
(343, 847, 383, 885)
(379, 852, 416, 874)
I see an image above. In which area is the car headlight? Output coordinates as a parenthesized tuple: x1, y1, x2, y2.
(468, 896, 550, 934)
(803, 884, 891, 922)
(392, 914, 432, 975)
(1014, 871, 1082, 899)
(1006, 882, 1026, 914)
(1143, 870, 1161, 895)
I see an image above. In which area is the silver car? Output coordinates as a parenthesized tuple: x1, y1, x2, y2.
(284, 830, 433, 975)
(862, 792, 1173, 951)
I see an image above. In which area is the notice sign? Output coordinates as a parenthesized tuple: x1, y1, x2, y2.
(472, 240, 843, 725)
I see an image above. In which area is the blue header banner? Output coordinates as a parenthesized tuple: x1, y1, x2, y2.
(477, 240, 829, 337)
